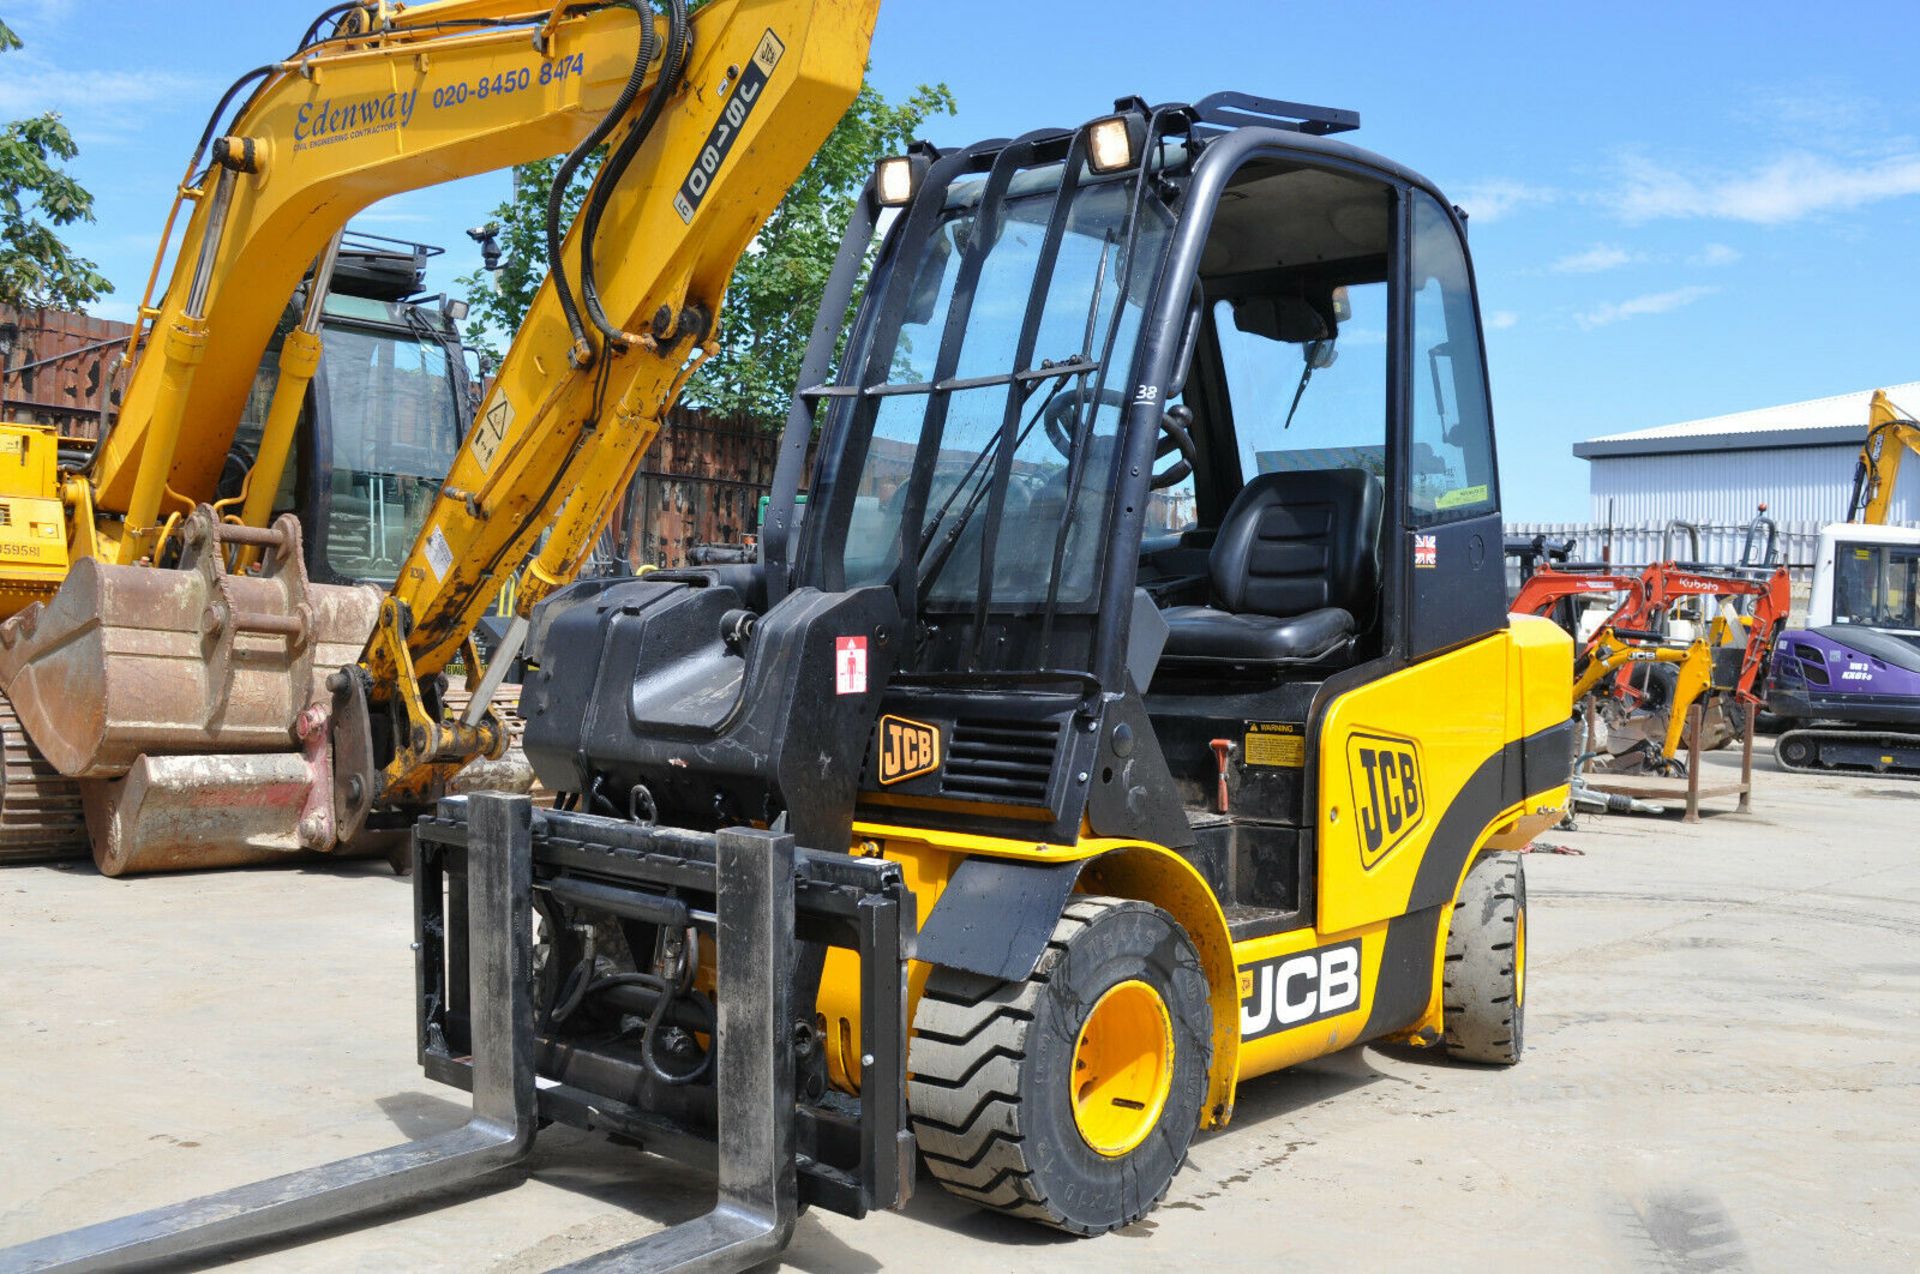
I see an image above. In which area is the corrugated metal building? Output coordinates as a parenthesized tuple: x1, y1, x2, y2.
(1573, 380, 1920, 527)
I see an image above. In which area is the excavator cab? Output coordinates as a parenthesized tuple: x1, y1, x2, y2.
(222, 232, 474, 589)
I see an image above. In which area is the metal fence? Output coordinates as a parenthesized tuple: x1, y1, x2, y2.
(1500, 518, 1920, 623)
(610, 410, 790, 568)
(1503, 518, 1847, 573)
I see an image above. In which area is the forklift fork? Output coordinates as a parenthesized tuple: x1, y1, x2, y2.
(1, 794, 826, 1273)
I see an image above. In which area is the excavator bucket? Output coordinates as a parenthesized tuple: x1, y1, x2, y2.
(0, 509, 384, 872)
(0, 793, 917, 1272)
(0, 505, 535, 872)
(0, 510, 377, 777)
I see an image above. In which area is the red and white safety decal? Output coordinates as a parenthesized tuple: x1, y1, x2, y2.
(1414, 534, 1438, 569)
(835, 636, 869, 695)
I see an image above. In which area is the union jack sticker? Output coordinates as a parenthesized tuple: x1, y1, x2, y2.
(1414, 534, 1438, 569)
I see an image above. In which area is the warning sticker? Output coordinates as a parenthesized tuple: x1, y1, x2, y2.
(835, 636, 868, 696)
(470, 393, 513, 471)
(1244, 721, 1305, 768)
(425, 524, 455, 583)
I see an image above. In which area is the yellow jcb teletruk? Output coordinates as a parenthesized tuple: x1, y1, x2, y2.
(8, 90, 1572, 1272)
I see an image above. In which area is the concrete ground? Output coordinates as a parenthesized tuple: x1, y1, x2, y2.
(2, 741, 1917, 1272)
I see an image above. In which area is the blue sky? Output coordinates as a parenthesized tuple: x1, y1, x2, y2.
(6, 0, 1918, 518)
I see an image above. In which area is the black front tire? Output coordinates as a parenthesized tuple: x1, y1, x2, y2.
(907, 896, 1212, 1235)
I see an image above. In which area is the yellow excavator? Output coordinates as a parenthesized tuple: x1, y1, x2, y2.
(5, 83, 1573, 1272)
(0, 0, 879, 873)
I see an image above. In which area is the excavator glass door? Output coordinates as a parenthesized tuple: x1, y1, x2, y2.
(313, 296, 465, 583)
(226, 293, 468, 587)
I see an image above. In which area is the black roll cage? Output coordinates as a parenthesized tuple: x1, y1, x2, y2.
(764, 95, 1499, 699)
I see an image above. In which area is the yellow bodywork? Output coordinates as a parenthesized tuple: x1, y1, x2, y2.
(816, 615, 1574, 1130)
(0, 425, 72, 615)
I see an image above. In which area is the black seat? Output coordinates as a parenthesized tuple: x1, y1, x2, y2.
(1160, 469, 1383, 667)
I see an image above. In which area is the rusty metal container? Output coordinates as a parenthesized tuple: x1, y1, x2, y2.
(0, 511, 379, 779)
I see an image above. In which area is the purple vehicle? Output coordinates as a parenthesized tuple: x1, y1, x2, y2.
(1769, 524, 1920, 774)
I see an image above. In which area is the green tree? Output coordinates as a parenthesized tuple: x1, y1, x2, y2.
(461, 75, 954, 424)
(0, 20, 111, 310)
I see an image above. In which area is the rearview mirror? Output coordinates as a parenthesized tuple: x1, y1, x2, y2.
(904, 222, 957, 327)
(1331, 285, 1352, 323)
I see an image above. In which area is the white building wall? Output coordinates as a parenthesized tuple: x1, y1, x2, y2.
(1585, 445, 1920, 526)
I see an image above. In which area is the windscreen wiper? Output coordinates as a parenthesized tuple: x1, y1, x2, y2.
(914, 375, 1071, 599)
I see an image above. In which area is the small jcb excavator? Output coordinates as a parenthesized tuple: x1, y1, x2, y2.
(7, 85, 1572, 1272)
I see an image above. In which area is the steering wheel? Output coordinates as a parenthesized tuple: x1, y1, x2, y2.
(1152, 405, 1199, 491)
(1041, 384, 1124, 457)
(1040, 385, 1200, 491)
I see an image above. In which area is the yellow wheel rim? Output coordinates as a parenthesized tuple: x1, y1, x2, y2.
(1514, 906, 1527, 1008)
(1070, 979, 1174, 1158)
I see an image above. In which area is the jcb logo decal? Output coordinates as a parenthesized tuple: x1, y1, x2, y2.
(1347, 732, 1425, 868)
(877, 715, 941, 786)
(1238, 941, 1362, 1040)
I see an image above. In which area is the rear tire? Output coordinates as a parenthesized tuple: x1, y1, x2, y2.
(908, 895, 1211, 1235)
(1442, 852, 1526, 1065)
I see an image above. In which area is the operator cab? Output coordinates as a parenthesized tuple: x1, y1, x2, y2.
(219, 230, 476, 589)
(773, 96, 1505, 934)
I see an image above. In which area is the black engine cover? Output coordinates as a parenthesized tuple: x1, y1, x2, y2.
(520, 573, 901, 850)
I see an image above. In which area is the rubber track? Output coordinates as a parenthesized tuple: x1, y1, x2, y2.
(1774, 727, 1920, 780)
(0, 696, 87, 863)
(907, 896, 1179, 1235)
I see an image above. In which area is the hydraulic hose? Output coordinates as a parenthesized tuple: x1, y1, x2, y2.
(546, 0, 658, 367)
(296, 3, 371, 51)
(580, 0, 691, 350)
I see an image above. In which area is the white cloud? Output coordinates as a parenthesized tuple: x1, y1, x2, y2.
(1575, 285, 1719, 330)
(1551, 244, 1637, 274)
(1486, 310, 1519, 331)
(1611, 150, 1920, 224)
(1453, 179, 1557, 224)
(1691, 242, 1742, 267)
